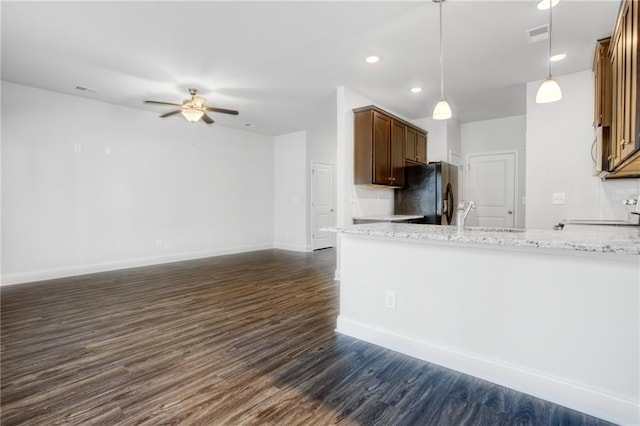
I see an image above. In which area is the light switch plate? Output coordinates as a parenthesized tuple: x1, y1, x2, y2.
(384, 291, 396, 309)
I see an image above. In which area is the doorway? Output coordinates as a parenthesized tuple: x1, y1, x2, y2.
(467, 151, 517, 228)
(311, 162, 336, 250)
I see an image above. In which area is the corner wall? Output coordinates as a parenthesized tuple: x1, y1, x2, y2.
(1, 81, 275, 284)
(274, 131, 309, 251)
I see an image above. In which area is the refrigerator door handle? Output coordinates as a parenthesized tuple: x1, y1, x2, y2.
(445, 183, 455, 225)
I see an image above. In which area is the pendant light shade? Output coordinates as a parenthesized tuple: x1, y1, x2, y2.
(433, 98, 452, 120)
(535, 78, 563, 103)
(181, 108, 204, 122)
(536, 0, 562, 104)
(432, 0, 452, 120)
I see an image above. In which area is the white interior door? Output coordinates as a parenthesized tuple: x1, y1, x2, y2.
(467, 152, 516, 228)
(312, 162, 335, 250)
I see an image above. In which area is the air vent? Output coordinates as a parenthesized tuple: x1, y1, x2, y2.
(526, 24, 549, 43)
(75, 85, 99, 93)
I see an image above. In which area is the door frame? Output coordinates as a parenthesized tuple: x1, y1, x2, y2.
(465, 150, 519, 228)
(310, 161, 336, 250)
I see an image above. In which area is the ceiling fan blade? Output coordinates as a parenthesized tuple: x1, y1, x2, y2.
(159, 110, 182, 118)
(144, 100, 183, 107)
(204, 106, 239, 115)
(201, 113, 215, 124)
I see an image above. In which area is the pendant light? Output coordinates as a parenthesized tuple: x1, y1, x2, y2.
(535, 0, 562, 103)
(433, 0, 452, 120)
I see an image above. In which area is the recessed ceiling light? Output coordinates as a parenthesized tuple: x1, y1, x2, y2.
(410, 87, 422, 93)
(365, 55, 380, 64)
(550, 53, 567, 62)
(537, 0, 559, 10)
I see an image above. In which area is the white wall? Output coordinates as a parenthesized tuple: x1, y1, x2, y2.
(462, 115, 527, 228)
(526, 70, 640, 230)
(2, 81, 275, 284)
(306, 91, 338, 247)
(446, 119, 462, 158)
(274, 131, 309, 251)
(338, 234, 640, 425)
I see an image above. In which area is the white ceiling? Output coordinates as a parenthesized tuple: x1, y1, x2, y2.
(1, 0, 619, 135)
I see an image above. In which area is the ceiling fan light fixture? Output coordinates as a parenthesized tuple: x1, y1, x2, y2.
(181, 108, 204, 122)
(192, 96, 206, 108)
(433, 98, 452, 120)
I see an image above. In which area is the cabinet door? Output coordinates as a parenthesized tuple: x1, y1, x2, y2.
(391, 121, 405, 186)
(416, 132, 428, 164)
(621, 0, 638, 160)
(373, 112, 391, 185)
(611, 22, 623, 168)
(595, 39, 612, 128)
(405, 127, 417, 162)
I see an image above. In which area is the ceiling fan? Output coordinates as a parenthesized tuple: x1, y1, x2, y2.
(144, 88, 239, 124)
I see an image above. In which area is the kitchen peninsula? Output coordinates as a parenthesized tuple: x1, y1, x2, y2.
(332, 223, 640, 425)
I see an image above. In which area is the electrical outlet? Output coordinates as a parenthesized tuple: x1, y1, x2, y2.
(384, 291, 397, 309)
(105, 146, 111, 155)
(156, 239, 162, 247)
(73, 144, 82, 153)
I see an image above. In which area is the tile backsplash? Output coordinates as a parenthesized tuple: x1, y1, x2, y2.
(599, 178, 640, 221)
(352, 186, 395, 218)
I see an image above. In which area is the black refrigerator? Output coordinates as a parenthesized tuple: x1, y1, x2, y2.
(394, 162, 458, 225)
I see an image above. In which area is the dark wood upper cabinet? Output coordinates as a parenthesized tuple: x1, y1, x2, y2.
(416, 132, 428, 164)
(391, 120, 405, 187)
(405, 127, 428, 165)
(373, 112, 392, 185)
(405, 127, 417, 162)
(354, 106, 428, 187)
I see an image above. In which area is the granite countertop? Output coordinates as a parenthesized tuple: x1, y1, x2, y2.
(330, 222, 640, 255)
(352, 215, 424, 222)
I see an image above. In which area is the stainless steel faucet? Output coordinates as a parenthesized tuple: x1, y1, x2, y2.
(456, 200, 476, 234)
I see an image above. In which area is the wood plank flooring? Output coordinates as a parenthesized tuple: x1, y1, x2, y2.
(1, 249, 615, 425)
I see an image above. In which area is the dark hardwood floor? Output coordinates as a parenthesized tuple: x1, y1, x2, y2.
(1, 249, 614, 425)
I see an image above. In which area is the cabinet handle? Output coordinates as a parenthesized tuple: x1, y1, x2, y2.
(608, 154, 615, 161)
(621, 139, 631, 147)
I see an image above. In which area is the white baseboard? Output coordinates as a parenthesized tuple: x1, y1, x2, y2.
(333, 268, 341, 281)
(1, 243, 274, 286)
(273, 243, 312, 252)
(336, 315, 639, 426)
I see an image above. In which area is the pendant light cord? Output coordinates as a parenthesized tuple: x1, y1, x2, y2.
(439, 0, 445, 99)
(548, 3, 552, 78)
